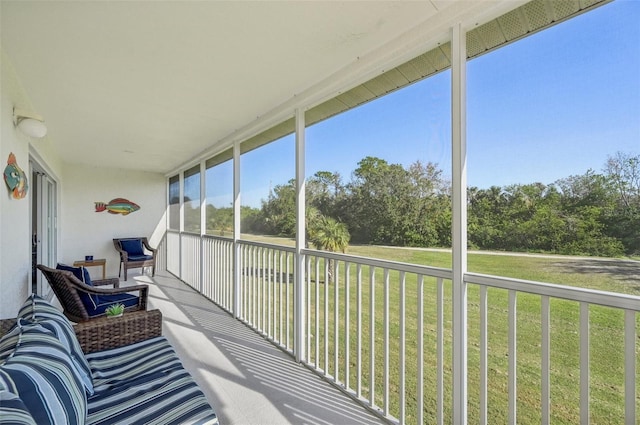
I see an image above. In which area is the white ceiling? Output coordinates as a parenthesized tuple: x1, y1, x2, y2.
(1, 1, 512, 174)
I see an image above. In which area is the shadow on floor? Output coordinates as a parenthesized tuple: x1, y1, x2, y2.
(135, 271, 386, 425)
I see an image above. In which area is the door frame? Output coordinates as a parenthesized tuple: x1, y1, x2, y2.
(29, 155, 59, 299)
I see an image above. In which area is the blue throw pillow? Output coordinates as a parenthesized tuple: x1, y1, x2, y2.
(56, 263, 93, 286)
(56, 264, 97, 309)
(120, 239, 144, 256)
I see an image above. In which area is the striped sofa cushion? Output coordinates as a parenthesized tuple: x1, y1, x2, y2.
(86, 336, 218, 425)
(0, 321, 87, 425)
(0, 390, 37, 425)
(17, 294, 94, 395)
(86, 336, 182, 389)
(0, 323, 21, 362)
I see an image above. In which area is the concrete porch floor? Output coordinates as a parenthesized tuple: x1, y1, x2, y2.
(130, 271, 386, 425)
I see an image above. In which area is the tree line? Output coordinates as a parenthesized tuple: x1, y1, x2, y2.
(199, 151, 639, 257)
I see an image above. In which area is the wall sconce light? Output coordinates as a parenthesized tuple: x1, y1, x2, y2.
(13, 107, 47, 138)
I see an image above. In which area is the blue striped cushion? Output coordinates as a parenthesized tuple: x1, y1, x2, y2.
(0, 390, 37, 425)
(17, 294, 94, 395)
(0, 323, 21, 363)
(87, 367, 218, 425)
(86, 336, 182, 389)
(1, 319, 92, 398)
(86, 337, 218, 425)
(0, 321, 87, 425)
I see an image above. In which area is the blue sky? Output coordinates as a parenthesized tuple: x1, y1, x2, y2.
(204, 0, 639, 208)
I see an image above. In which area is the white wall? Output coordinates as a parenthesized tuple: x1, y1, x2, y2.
(0, 51, 30, 318)
(0, 50, 64, 318)
(61, 164, 166, 280)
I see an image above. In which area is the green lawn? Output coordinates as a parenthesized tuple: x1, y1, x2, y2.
(239, 236, 640, 424)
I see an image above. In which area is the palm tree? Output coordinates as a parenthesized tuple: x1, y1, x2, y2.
(308, 216, 350, 283)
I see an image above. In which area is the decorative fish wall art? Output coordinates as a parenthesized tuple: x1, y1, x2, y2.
(4, 152, 28, 199)
(95, 198, 140, 215)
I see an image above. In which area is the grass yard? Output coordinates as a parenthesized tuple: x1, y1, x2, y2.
(239, 235, 640, 424)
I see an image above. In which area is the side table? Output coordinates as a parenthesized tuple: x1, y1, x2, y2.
(73, 258, 106, 279)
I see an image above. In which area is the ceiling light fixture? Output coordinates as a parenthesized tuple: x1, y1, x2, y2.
(13, 107, 47, 138)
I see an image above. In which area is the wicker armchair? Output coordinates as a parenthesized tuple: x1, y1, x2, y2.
(113, 237, 157, 281)
(36, 264, 148, 322)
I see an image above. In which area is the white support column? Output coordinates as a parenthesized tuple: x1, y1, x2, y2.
(200, 160, 206, 293)
(200, 161, 206, 234)
(451, 22, 468, 425)
(294, 107, 307, 363)
(233, 142, 241, 318)
(179, 172, 185, 279)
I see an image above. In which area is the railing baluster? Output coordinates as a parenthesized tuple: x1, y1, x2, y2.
(324, 258, 329, 375)
(226, 240, 230, 309)
(480, 285, 488, 425)
(220, 240, 224, 305)
(383, 268, 390, 415)
(541, 296, 550, 425)
(357, 263, 362, 399)
(580, 302, 589, 424)
(508, 290, 517, 425)
(624, 309, 636, 425)
(437, 277, 444, 425)
(417, 275, 424, 425)
(369, 266, 376, 407)
(221, 240, 225, 308)
(334, 261, 340, 382)
(216, 239, 220, 304)
(216, 239, 220, 303)
(345, 262, 351, 391)
(252, 246, 257, 326)
(308, 255, 315, 363)
(315, 257, 320, 368)
(246, 246, 250, 323)
(261, 248, 266, 333)
(399, 271, 406, 424)
(268, 249, 272, 338)
(279, 250, 283, 344)
(286, 252, 291, 350)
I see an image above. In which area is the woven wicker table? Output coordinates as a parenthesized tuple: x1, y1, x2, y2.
(73, 309, 163, 353)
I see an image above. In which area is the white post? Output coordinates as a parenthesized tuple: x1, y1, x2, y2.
(451, 22, 468, 425)
(179, 172, 184, 279)
(294, 107, 307, 363)
(200, 160, 206, 293)
(233, 142, 241, 318)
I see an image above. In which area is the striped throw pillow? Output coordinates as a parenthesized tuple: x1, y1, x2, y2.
(0, 323, 21, 363)
(0, 320, 87, 425)
(0, 390, 37, 425)
(17, 294, 94, 395)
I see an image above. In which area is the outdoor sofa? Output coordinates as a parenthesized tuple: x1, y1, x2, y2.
(0, 295, 218, 425)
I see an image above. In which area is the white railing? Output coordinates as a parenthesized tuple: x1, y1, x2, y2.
(164, 231, 639, 424)
(238, 240, 296, 352)
(169, 230, 236, 313)
(202, 235, 234, 312)
(465, 273, 639, 425)
(166, 230, 180, 276)
(301, 249, 453, 424)
(180, 232, 201, 291)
